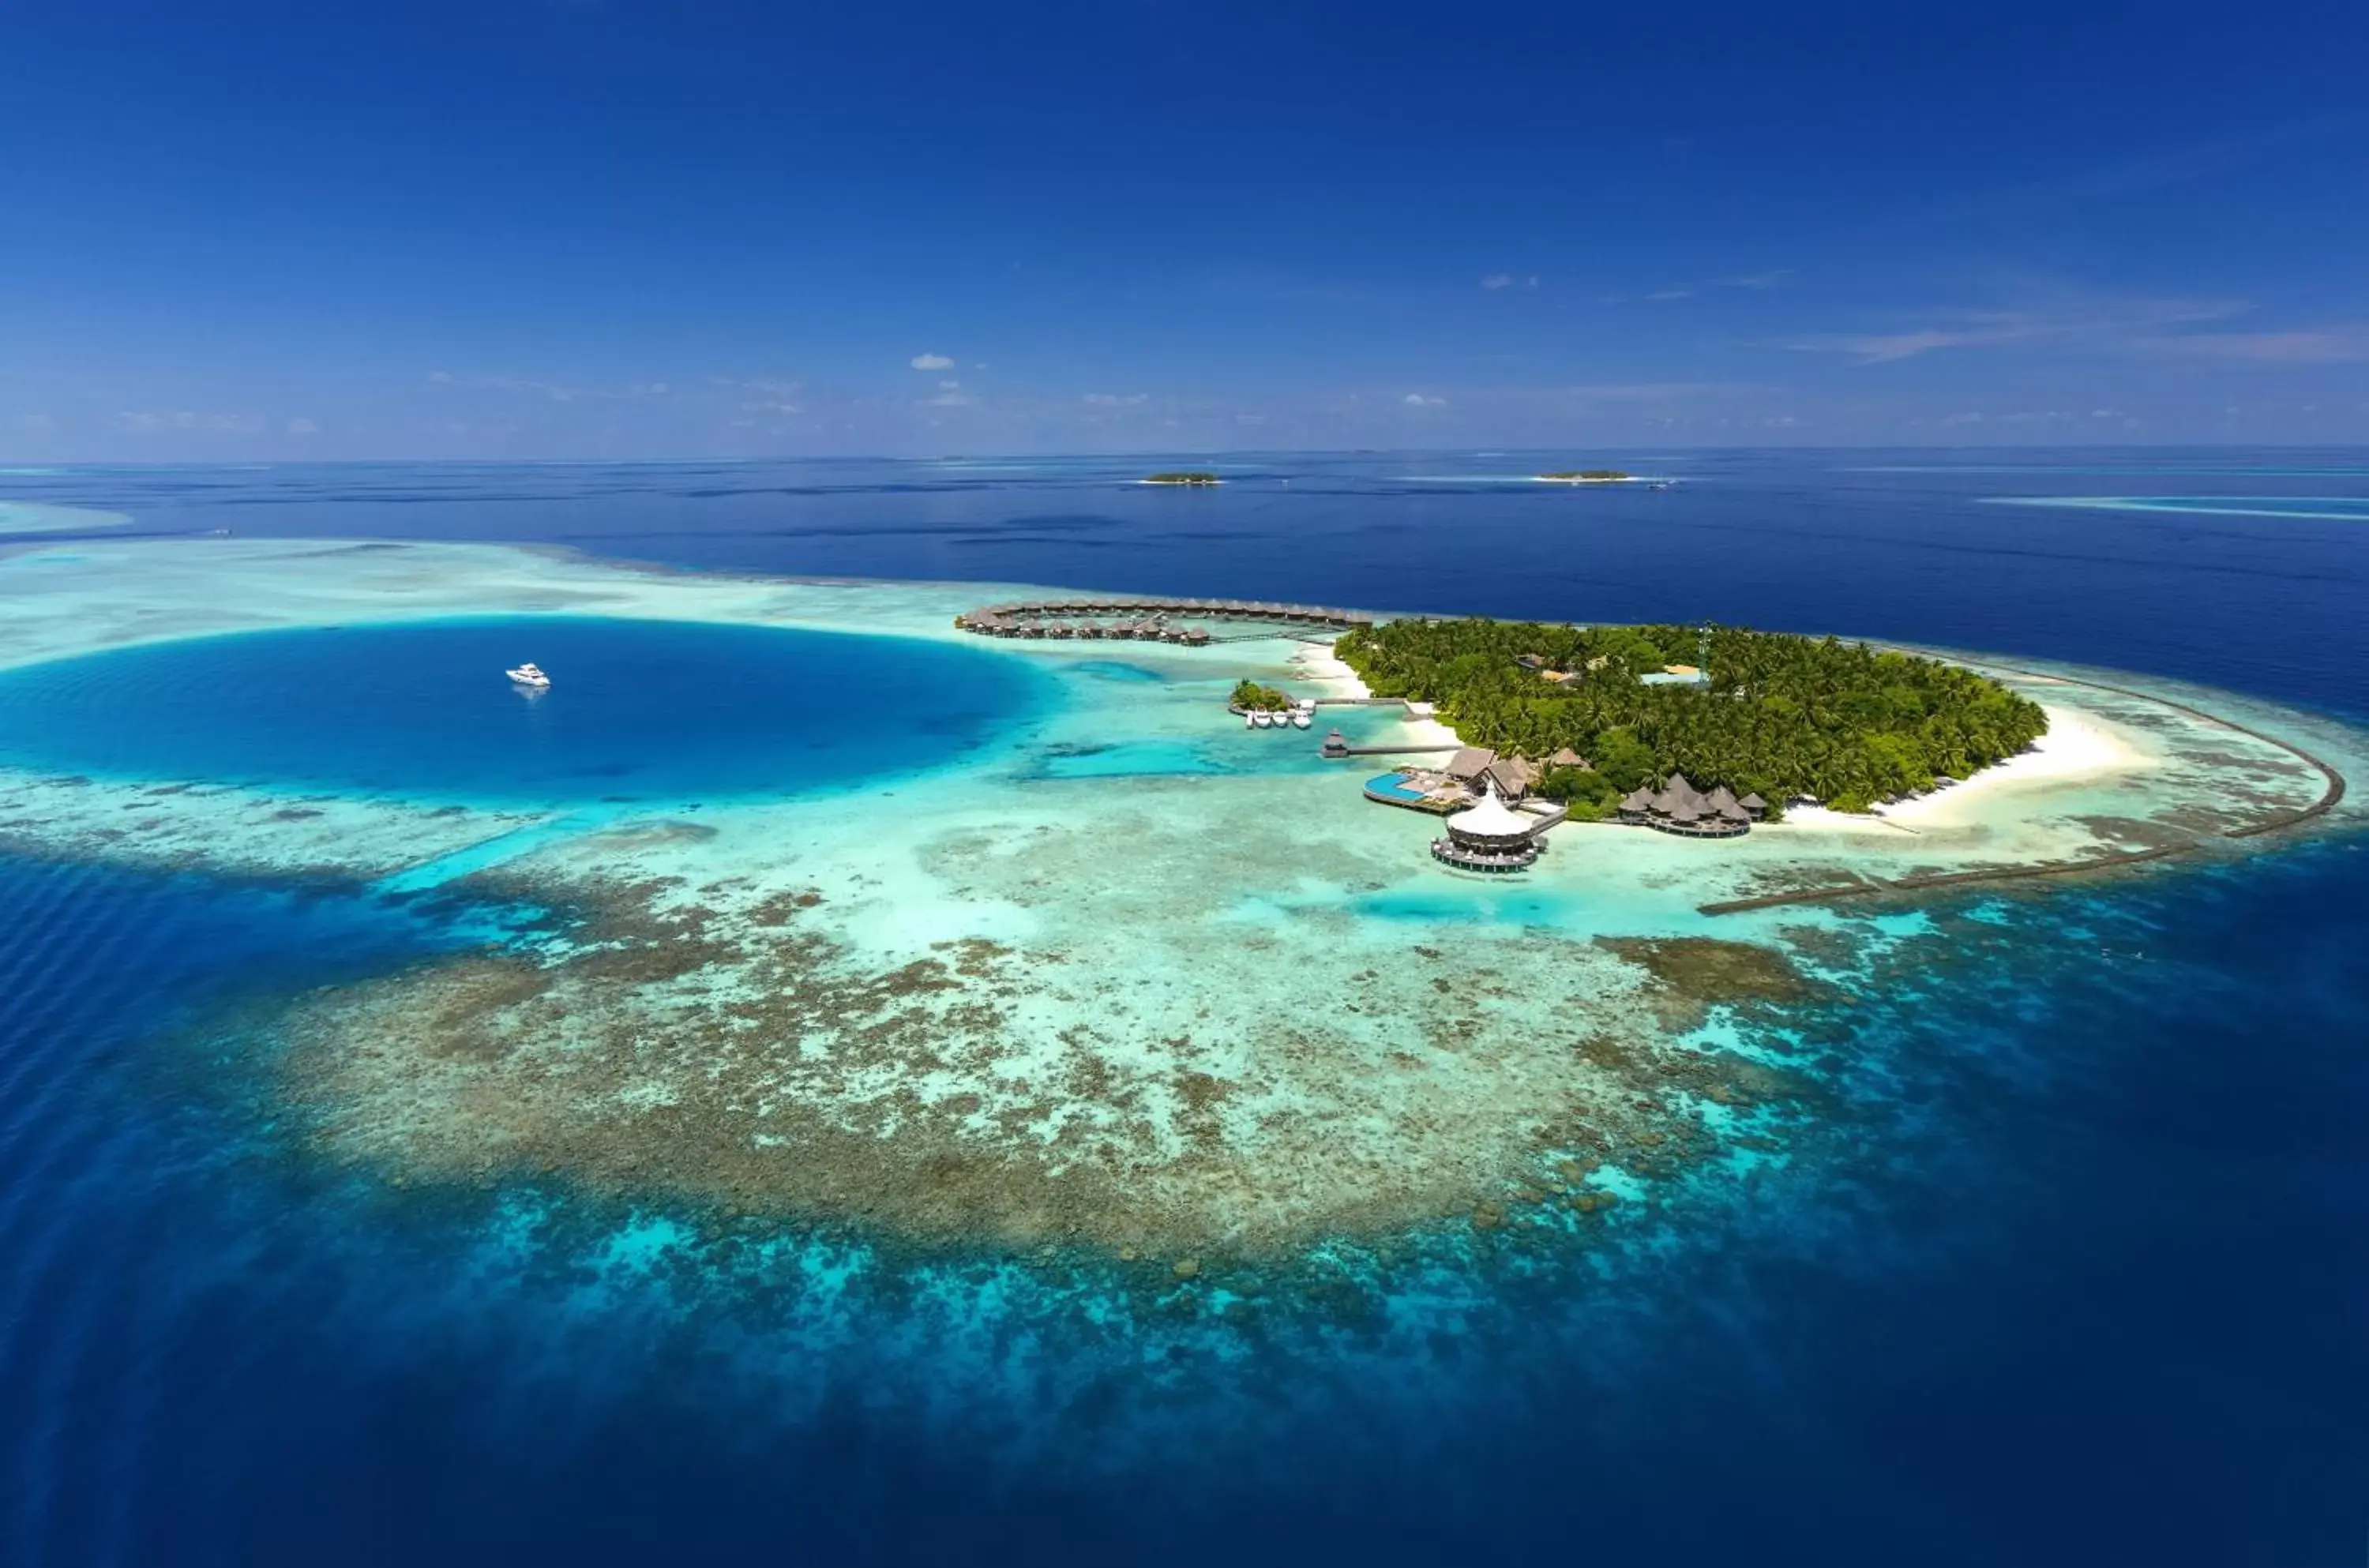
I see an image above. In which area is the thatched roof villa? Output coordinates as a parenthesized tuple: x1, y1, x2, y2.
(1616, 773, 1763, 837)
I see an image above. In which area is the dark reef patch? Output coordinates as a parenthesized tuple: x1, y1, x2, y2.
(268, 870, 1815, 1263)
(1595, 935, 1827, 1028)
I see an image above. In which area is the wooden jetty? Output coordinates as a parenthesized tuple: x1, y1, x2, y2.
(955, 597, 1373, 645)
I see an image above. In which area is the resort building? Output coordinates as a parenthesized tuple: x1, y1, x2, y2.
(1443, 746, 1496, 786)
(1432, 782, 1543, 872)
(1616, 773, 1760, 837)
(1481, 756, 1535, 801)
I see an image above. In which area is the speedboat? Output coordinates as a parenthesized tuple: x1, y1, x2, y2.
(1291, 707, 1312, 728)
(1243, 710, 1256, 729)
(505, 662, 551, 688)
(1252, 709, 1273, 727)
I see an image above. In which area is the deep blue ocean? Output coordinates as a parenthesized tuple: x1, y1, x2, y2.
(0, 449, 2363, 1566)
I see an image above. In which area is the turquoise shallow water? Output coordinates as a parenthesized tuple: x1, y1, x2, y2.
(0, 616, 1049, 805)
(1, 452, 2366, 1566)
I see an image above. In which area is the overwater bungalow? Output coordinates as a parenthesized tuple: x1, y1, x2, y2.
(955, 595, 1369, 643)
(1618, 772, 1752, 837)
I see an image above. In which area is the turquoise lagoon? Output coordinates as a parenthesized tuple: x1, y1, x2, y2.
(0, 616, 1050, 805)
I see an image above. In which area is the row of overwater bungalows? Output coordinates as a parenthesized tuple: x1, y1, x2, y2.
(955, 598, 1374, 644)
(966, 615, 1212, 644)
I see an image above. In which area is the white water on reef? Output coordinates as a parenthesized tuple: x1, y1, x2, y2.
(1984, 494, 2369, 523)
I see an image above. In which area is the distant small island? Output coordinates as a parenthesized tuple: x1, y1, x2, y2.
(1143, 471, 1222, 486)
(1535, 469, 1631, 483)
(1229, 678, 1294, 713)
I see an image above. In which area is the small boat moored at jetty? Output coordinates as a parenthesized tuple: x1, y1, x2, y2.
(505, 662, 551, 688)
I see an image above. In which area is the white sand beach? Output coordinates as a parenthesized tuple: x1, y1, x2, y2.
(1781, 701, 2153, 835)
(1288, 640, 1462, 747)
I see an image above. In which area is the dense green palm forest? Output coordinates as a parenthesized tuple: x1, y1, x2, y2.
(1335, 620, 2048, 815)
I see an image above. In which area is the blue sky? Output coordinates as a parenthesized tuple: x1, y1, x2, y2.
(3, 1, 2365, 459)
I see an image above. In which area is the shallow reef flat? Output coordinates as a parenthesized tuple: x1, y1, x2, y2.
(5, 537, 2363, 1262)
(0, 501, 132, 534)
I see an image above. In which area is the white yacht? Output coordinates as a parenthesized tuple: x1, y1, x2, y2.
(1252, 709, 1273, 728)
(1291, 707, 1312, 729)
(505, 661, 551, 688)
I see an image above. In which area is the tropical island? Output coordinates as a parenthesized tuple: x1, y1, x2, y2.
(1535, 469, 1630, 483)
(1334, 617, 2049, 816)
(1142, 471, 1222, 486)
(1229, 678, 1294, 713)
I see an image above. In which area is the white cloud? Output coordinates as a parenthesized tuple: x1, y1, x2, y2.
(1233, 413, 1266, 426)
(19, 413, 54, 431)
(1083, 392, 1150, 407)
(2131, 328, 2369, 364)
(1481, 273, 1539, 291)
(285, 418, 320, 435)
(1629, 269, 1793, 305)
(1784, 328, 2002, 364)
(113, 410, 268, 434)
(1779, 294, 2247, 363)
(938, 379, 961, 390)
(910, 353, 955, 370)
(426, 370, 668, 401)
(1402, 392, 1446, 407)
